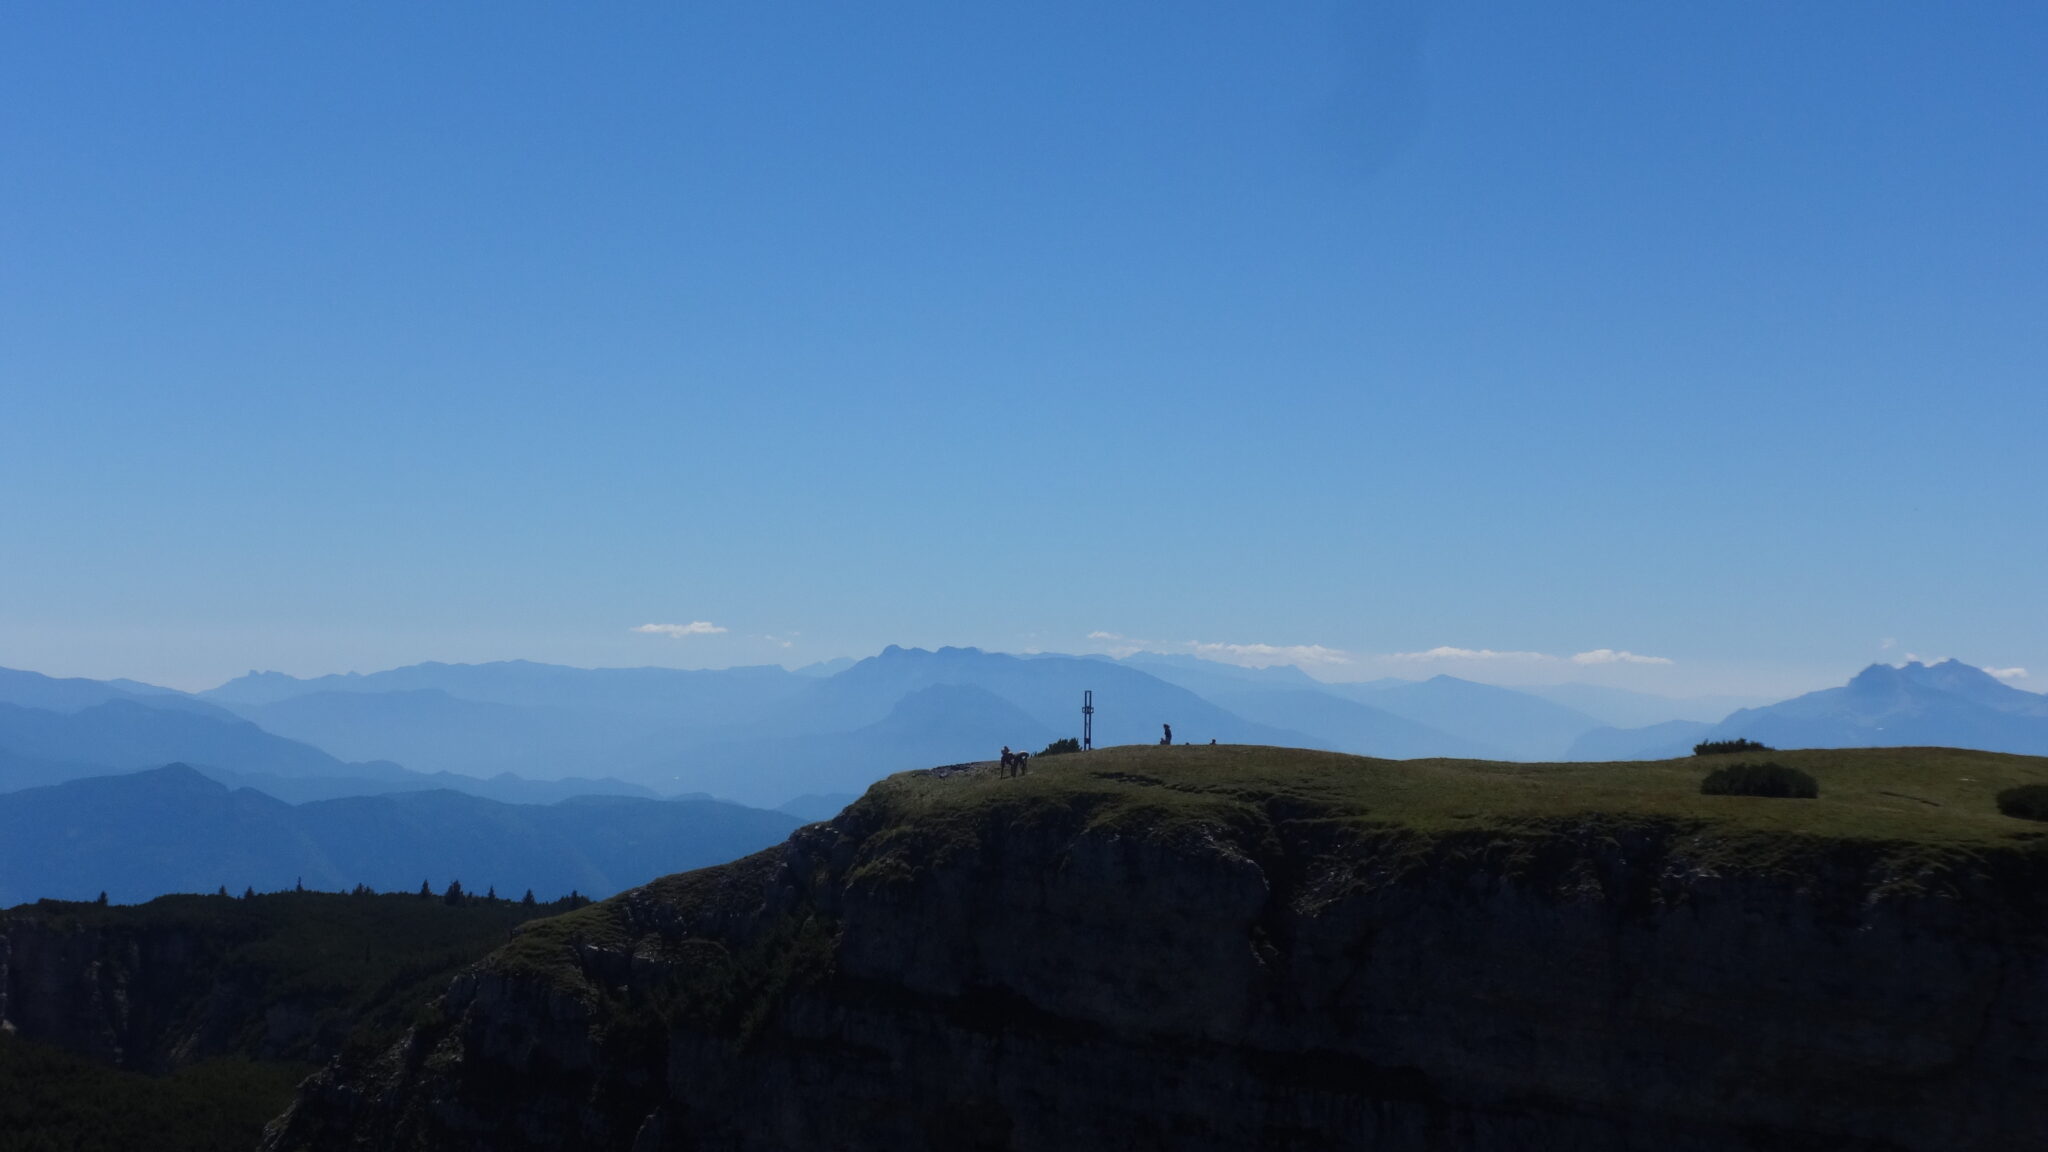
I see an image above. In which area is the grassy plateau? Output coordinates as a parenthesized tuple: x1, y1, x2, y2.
(496, 743, 2048, 997)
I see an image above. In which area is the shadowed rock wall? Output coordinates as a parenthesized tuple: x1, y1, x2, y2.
(263, 796, 2048, 1152)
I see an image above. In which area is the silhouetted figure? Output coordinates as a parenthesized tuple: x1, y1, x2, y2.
(1161, 723, 1173, 745)
(1210, 738, 1216, 745)
(1016, 751, 1030, 776)
(1000, 745, 1015, 775)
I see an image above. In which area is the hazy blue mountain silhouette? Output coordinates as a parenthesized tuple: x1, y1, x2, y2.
(1513, 682, 1771, 729)
(0, 666, 232, 719)
(1115, 653, 1325, 694)
(202, 659, 807, 724)
(1564, 719, 1714, 761)
(643, 682, 1058, 807)
(222, 688, 633, 779)
(1701, 661, 2048, 754)
(0, 698, 399, 787)
(0, 746, 110, 792)
(61, 650, 2046, 815)
(193, 765, 658, 806)
(0, 764, 801, 906)
(1330, 675, 1604, 760)
(746, 646, 1307, 750)
(1884, 660, 2048, 715)
(1203, 689, 1501, 760)
(1562, 661, 2048, 759)
(201, 661, 813, 780)
(0, 692, 661, 806)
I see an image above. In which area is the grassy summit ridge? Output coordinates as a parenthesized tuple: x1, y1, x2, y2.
(494, 743, 2048, 994)
(847, 743, 2048, 872)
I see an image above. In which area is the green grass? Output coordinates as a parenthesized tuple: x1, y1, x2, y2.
(810, 743, 2048, 899)
(860, 743, 2048, 847)
(487, 743, 2048, 1008)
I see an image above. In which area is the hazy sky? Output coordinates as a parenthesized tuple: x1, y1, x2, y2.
(3, 3, 2043, 694)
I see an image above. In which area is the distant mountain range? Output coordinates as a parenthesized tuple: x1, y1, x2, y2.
(0, 696, 398, 783)
(1567, 660, 2048, 760)
(7, 653, 2044, 814)
(201, 660, 813, 780)
(0, 666, 656, 804)
(0, 764, 802, 906)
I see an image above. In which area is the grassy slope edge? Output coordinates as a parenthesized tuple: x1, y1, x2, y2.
(488, 743, 2048, 1002)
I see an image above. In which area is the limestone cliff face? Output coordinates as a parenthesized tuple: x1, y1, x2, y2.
(263, 768, 2048, 1152)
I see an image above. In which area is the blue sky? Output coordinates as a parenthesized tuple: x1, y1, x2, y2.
(3, 2, 2043, 694)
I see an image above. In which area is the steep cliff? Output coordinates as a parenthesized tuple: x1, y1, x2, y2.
(264, 746, 2048, 1151)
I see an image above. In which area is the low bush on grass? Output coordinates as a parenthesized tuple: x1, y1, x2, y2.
(1038, 738, 1081, 757)
(1700, 762, 1817, 799)
(1695, 738, 1774, 756)
(1996, 784, 2048, 822)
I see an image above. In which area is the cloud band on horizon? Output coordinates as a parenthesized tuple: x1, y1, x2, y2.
(632, 622, 728, 639)
(1388, 646, 1675, 666)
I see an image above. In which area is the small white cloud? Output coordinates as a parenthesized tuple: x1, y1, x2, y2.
(1187, 641, 1354, 667)
(1880, 637, 1898, 651)
(1988, 667, 2028, 681)
(1389, 646, 1552, 663)
(1572, 649, 1675, 666)
(632, 622, 727, 639)
(761, 633, 795, 649)
(1085, 630, 1153, 657)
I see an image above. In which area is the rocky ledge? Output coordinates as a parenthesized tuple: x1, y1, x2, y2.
(262, 745, 2048, 1151)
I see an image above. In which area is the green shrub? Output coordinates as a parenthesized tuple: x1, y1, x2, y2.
(1996, 784, 2048, 822)
(1038, 737, 1081, 757)
(1695, 738, 1773, 756)
(1700, 762, 1817, 799)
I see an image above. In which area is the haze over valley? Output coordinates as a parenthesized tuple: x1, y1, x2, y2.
(5, 646, 2047, 910)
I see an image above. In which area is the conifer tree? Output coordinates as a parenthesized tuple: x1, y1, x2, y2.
(419, 880, 432, 898)
(521, 889, 536, 906)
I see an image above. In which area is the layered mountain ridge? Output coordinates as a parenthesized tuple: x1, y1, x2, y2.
(11, 654, 2048, 818)
(1571, 659, 2048, 759)
(0, 765, 801, 906)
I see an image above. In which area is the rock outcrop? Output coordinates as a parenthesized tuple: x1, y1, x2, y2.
(263, 750, 2048, 1151)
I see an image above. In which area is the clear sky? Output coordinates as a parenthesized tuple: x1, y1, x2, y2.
(3, 3, 2043, 695)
